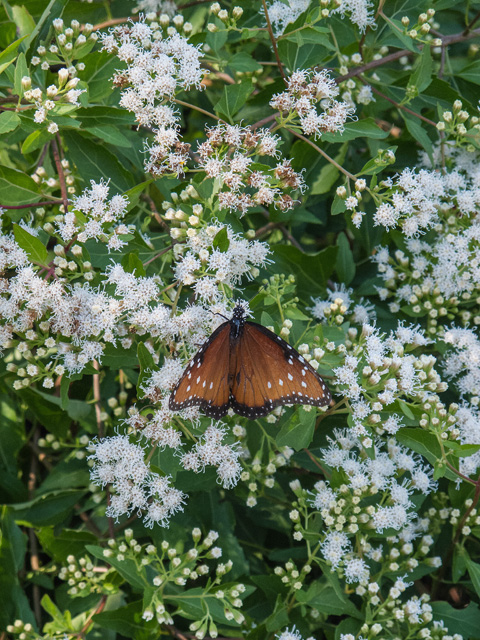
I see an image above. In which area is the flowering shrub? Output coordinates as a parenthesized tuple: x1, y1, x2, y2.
(1, 1, 480, 640)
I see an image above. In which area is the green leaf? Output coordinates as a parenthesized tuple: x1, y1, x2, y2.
(36, 527, 97, 562)
(228, 51, 262, 72)
(409, 44, 433, 93)
(78, 51, 120, 102)
(137, 342, 155, 399)
(402, 113, 433, 159)
(63, 130, 134, 194)
(214, 81, 254, 121)
(432, 601, 480, 638)
(296, 582, 362, 618)
(0, 111, 21, 134)
(12, 490, 86, 526)
(83, 125, 132, 148)
(123, 180, 153, 212)
(457, 60, 480, 85)
(443, 441, 480, 457)
(21, 129, 52, 155)
(396, 428, 457, 481)
(466, 557, 480, 599)
(276, 407, 315, 450)
(11, 5, 35, 38)
(213, 227, 230, 252)
(453, 546, 468, 582)
(94, 601, 148, 637)
(335, 233, 355, 285)
(13, 52, 28, 98)
(0, 166, 41, 206)
(12, 224, 48, 265)
(122, 252, 146, 276)
(311, 143, 348, 195)
(331, 194, 347, 215)
(0, 35, 28, 74)
(272, 245, 338, 295)
(87, 545, 147, 590)
(322, 118, 389, 143)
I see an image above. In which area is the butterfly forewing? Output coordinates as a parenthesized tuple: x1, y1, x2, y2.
(230, 322, 331, 418)
(169, 322, 231, 418)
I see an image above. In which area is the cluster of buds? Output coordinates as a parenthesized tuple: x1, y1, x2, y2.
(401, 9, 437, 41)
(20, 67, 85, 134)
(140, 11, 193, 36)
(32, 158, 76, 196)
(208, 3, 244, 31)
(241, 446, 294, 505)
(274, 560, 312, 590)
(436, 101, 480, 151)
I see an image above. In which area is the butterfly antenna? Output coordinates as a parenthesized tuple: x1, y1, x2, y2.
(207, 308, 229, 321)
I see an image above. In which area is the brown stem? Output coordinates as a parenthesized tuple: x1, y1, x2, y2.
(0, 199, 63, 209)
(173, 97, 223, 122)
(465, 9, 480, 33)
(76, 506, 103, 537)
(303, 448, 331, 478)
(144, 194, 170, 231)
(28, 430, 42, 625)
(92, 360, 104, 439)
(259, 208, 304, 251)
(286, 128, 357, 181)
(143, 244, 175, 267)
(74, 595, 108, 638)
(52, 136, 69, 212)
(335, 27, 480, 84)
(261, 0, 288, 84)
(358, 76, 437, 126)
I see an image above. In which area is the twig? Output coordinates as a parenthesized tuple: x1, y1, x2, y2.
(303, 448, 331, 478)
(52, 136, 69, 212)
(143, 244, 176, 267)
(173, 98, 223, 122)
(74, 595, 108, 638)
(357, 76, 437, 126)
(28, 430, 42, 625)
(286, 128, 357, 181)
(0, 199, 63, 209)
(261, 0, 288, 84)
(335, 27, 480, 84)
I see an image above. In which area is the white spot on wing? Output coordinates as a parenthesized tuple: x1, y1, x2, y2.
(267, 381, 272, 389)
(196, 376, 200, 383)
(288, 373, 293, 381)
(279, 379, 283, 386)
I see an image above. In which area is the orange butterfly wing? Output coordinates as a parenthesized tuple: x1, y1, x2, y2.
(230, 322, 331, 418)
(169, 322, 232, 418)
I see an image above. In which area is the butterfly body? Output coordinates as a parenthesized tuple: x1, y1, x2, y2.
(169, 304, 331, 419)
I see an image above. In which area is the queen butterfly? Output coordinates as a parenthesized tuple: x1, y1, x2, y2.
(169, 303, 331, 419)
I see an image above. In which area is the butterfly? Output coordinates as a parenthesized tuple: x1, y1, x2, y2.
(169, 303, 331, 419)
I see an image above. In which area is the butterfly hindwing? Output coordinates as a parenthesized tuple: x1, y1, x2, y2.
(230, 322, 331, 418)
(169, 321, 231, 418)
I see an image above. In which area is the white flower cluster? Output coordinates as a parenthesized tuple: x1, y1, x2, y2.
(309, 283, 375, 325)
(332, 0, 376, 33)
(373, 165, 480, 237)
(313, 431, 437, 580)
(373, 222, 480, 329)
(196, 124, 304, 215)
(88, 435, 186, 527)
(181, 424, 242, 488)
(263, 0, 311, 36)
(56, 179, 131, 251)
(270, 69, 355, 140)
(174, 224, 271, 301)
(102, 16, 204, 176)
(332, 322, 433, 440)
(443, 327, 480, 400)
